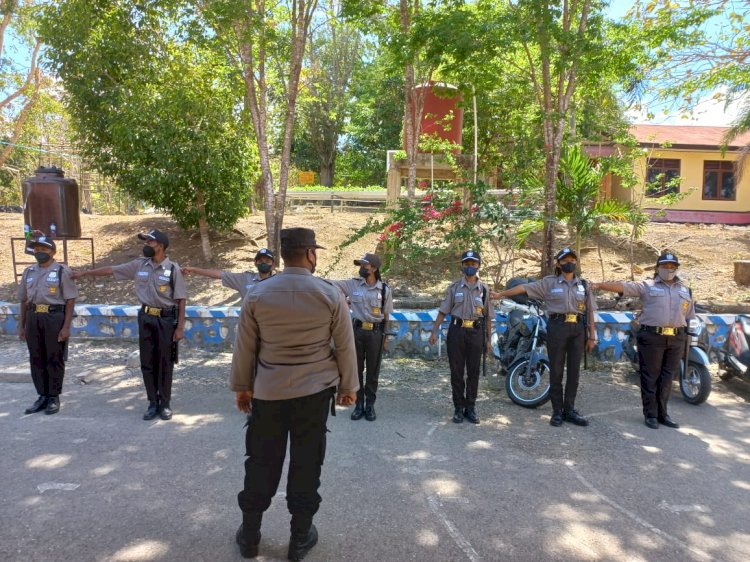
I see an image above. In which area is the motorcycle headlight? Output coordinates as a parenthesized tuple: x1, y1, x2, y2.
(687, 318, 702, 337)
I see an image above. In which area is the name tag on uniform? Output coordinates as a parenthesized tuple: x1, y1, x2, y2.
(158, 275, 169, 282)
(649, 287, 665, 296)
(245, 284, 254, 289)
(137, 271, 149, 277)
(550, 288, 564, 294)
(353, 291, 364, 297)
(456, 292, 464, 297)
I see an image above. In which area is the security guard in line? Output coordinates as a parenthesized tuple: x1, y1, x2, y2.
(429, 250, 492, 425)
(72, 229, 186, 421)
(183, 248, 275, 299)
(592, 251, 695, 429)
(330, 253, 393, 421)
(492, 248, 596, 427)
(17, 235, 78, 415)
(230, 227, 358, 561)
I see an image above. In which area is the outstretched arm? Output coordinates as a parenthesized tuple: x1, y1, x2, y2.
(490, 284, 528, 300)
(590, 281, 626, 293)
(71, 266, 114, 280)
(182, 267, 222, 279)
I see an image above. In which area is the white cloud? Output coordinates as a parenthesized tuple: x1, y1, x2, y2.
(628, 88, 748, 127)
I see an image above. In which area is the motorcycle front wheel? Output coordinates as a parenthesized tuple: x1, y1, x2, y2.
(505, 354, 551, 408)
(680, 361, 711, 405)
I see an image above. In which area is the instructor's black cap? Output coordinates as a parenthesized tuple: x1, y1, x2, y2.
(32, 235, 56, 251)
(138, 229, 169, 248)
(280, 227, 325, 249)
(656, 251, 680, 266)
(555, 247, 577, 261)
(461, 249, 481, 264)
(354, 253, 382, 270)
(255, 248, 275, 261)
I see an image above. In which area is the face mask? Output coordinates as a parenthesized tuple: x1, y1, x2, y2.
(463, 266, 478, 277)
(143, 245, 156, 258)
(34, 252, 51, 264)
(560, 262, 576, 274)
(257, 263, 272, 274)
(658, 267, 676, 281)
(308, 250, 317, 274)
(359, 267, 370, 278)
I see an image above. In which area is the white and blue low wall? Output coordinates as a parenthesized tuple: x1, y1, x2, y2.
(0, 302, 736, 362)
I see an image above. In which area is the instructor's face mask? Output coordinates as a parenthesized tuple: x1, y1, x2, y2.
(257, 263, 272, 274)
(560, 262, 576, 274)
(359, 267, 370, 278)
(658, 267, 677, 281)
(142, 245, 156, 258)
(34, 251, 51, 264)
(463, 266, 478, 277)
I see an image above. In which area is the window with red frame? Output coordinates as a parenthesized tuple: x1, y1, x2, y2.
(703, 160, 735, 201)
(646, 159, 681, 197)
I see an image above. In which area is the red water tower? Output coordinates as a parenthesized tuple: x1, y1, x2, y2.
(408, 81, 464, 153)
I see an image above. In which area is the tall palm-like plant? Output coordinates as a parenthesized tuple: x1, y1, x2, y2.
(556, 145, 631, 277)
(723, 94, 750, 179)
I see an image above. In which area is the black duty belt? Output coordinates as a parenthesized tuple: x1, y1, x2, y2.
(141, 305, 177, 318)
(549, 313, 585, 323)
(451, 317, 484, 329)
(353, 319, 382, 331)
(640, 325, 686, 336)
(30, 304, 64, 313)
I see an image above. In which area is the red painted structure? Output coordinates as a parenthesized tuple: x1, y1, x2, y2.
(408, 81, 464, 153)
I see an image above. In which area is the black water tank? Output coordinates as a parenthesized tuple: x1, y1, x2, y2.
(22, 166, 81, 238)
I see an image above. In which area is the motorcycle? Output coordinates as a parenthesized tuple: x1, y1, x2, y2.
(717, 314, 750, 383)
(622, 315, 712, 405)
(493, 295, 551, 408)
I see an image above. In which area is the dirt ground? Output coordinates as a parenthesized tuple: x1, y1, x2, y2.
(1, 208, 749, 308)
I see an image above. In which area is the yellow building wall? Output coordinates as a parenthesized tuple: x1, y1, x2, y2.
(628, 149, 750, 212)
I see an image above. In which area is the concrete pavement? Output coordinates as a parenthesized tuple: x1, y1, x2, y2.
(1, 339, 749, 561)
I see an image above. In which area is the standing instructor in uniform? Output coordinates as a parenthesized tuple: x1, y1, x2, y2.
(592, 251, 694, 429)
(230, 227, 358, 561)
(18, 235, 78, 415)
(72, 229, 186, 420)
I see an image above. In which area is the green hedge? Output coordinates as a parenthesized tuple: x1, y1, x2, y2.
(288, 185, 385, 192)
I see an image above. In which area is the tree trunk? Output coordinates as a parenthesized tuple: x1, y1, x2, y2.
(195, 188, 213, 263)
(319, 160, 334, 187)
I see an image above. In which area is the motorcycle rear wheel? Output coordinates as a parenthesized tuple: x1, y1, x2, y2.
(680, 361, 711, 405)
(505, 354, 551, 408)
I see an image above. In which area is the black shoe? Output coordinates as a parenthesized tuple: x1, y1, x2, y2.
(44, 396, 60, 415)
(350, 404, 364, 420)
(236, 524, 261, 559)
(364, 405, 376, 421)
(452, 407, 464, 423)
(143, 402, 159, 421)
(645, 417, 659, 429)
(464, 408, 480, 424)
(563, 409, 589, 426)
(25, 396, 48, 414)
(550, 412, 563, 427)
(658, 415, 679, 429)
(159, 402, 173, 420)
(288, 524, 318, 561)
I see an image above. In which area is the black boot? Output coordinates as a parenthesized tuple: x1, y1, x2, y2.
(25, 396, 48, 414)
(288, 524, 318, 561)
(236, 512, 262, 558)
(143, 401, 159, 421)
(350, 402, 364, 420)
(364, 404, 376, 421)
(159, 401, 173, 420)
(44, 396, 60, 415)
